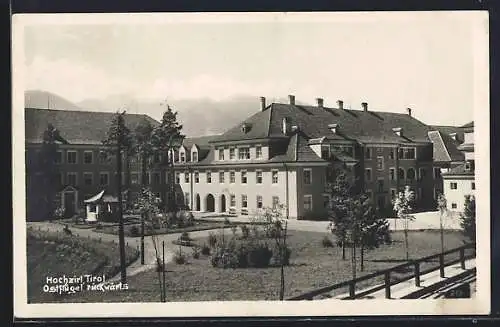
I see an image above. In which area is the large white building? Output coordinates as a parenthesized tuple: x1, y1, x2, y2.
(442, 122, 475, 212)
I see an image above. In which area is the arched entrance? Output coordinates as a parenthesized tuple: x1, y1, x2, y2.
(195, 194, 201, 211)
(206, 194, 215, 212)
(220, 194, 226, 213)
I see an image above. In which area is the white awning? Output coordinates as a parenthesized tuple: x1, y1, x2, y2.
(84, 190, 105, 203)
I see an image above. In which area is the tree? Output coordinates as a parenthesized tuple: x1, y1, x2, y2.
(392, 186, 416, 261)
(132, 119, 155, 265)
(37, 124, 68, 220)
(437, 193, 448, 256)
(460, 195, 476, 243)
(135, 187, 166, 301)
(327, 169, 355, 260)
(355, 194, 390, 271)
(151, 104, 184, 213)
(102, 111, 133, 284)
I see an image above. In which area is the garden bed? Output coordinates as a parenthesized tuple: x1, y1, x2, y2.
(44, 229, 469, 302)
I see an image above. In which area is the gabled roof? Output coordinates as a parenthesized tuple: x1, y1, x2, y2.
(430, 125, 464, 143)
(25, 108, 159, 145)
(214, 102, 433, 144)
(181, 135, 221, 162)
(427, 130, 465, 163)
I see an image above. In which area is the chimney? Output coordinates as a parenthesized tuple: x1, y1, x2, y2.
(392, 127, 403, 137)
(337, 100, 344, 110)
(288, 94, 295, 105)
(316, 98, 324, 108)
(260, 96, 266, 111)
(361, 102, 368, 111)
(406, 107, 412, 117)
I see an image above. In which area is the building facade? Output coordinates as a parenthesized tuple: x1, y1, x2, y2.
(442, 122, 475, 212)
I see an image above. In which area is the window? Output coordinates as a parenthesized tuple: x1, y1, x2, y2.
(390, 188, 397, 199)
(180, 151, 186, 162)
(207, 171, 212, 183)
(67, 173, 77, 186)
(398, 168, 405, 180)
(241, 195, 248, 208)
(153, 153, 161, 163)
(303, 169, 312, 185)
(256, 146, 262, 158)
(238, 147, 250, 160)
(99, 172, 109, 186)
(184, 192, 190, 206)
(219, 171, 225, 183)
(366, 189, 373, 199)
(398, 147, 416, 160)
(218, 148, 224, 161)
(256, 195, 263, 209)
(472, 182, 476, 190)
(272, 170, 279, 184)
(272, 196, 280, 209)
(230, 194, 236, 207)
(256, 170, 263, 184)
(407, 168, 416, 181)
(376, 156, 384, 171)
(83, 172, 93, 186)
(365, 168, 372, 181)
(241, 171, 247, 184)
(194, 172, 199, 183)
(389, 148, 395, 160)
(390, 168, 396, 181)
(153, 172, 161, 185)
(229, 148, 235, 160)
(303, 195, 313, 211)
(99, 151, 108, 164)
(434, 167, 442, 179)
(323, 194, 330, 209)
(450, 182, 458, 190)
(451, 203, 457, 209)
(321, 147, 330, 160)
(230, 171, 236, 183)
(192, 151, 198, 162)
(377, 179, 384, 192)
(131, 173, 139, 185)
(175, 172, 180, 184)
(184, 171, 190, 183)
(419, 168, 427, 181)
(67, 150, 77, 164)
(55, 151, 63, 164)
(365, 147, 372, 159)
(144, 172, 150, 185)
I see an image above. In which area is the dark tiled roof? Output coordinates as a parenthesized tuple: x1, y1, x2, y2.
(181, 135, 221, 162)
(430, 125, 464, 143)
(442, 162, 475, 176)
(25, 108, 159, 145)
(215, 102, 433, 144)
(427, 130, 465, 163)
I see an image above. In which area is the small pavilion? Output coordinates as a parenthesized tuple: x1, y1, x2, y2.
(83, 190, 119, 222)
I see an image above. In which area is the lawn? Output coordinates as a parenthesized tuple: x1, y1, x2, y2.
(27, 227, 139, 303)
(48, 229, 470, 303)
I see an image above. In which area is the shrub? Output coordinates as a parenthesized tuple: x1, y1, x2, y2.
(322, 235, 334, 248)
(129, 225, 140, 237)
(211, 240, 274, 269)
(208, 232, 217, 248)
(230, 225, 238, 237)
(174, 250, 187, 265)
(298, 210, 330, 221)
(180, 231, 190, 241)
(240, 224, 250, 239)
(201, 244, 211, 256)
(271, 244, 292, 266)
(224, 216, 231, 225)
(54, 206, 65, 220)
(246, 241, 273, 268)
(192, 247, 200, 259)
(95, 223, 103, 230)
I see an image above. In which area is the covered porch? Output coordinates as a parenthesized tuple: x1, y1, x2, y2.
(83, 190, 119, 222)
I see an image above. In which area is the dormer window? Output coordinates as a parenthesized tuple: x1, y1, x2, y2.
(282, 117, 290, 135)
(241, 123, 251, 134)
(218, 148, 225, 161)
(192, 151, 198, 162)
(465, 161, 474, 172)
(328, 123, 339, 134)
(179, 151, 186, 163)
(392, 127, 403, 137)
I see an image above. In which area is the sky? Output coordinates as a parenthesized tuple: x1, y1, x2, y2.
(20, 12, 488, 126)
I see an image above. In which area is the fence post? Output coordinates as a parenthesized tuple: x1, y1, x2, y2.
(349, 281, 355, 298)
(439, 254, 445, 278)
(414, 262, 420, 287)
(384, 271, 391, 299)
(460, 248, 466, 270)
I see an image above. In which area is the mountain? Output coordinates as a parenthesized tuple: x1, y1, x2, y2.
(25, 90, 82, 110)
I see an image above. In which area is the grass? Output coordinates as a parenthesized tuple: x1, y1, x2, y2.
(45, 229, 470, 303)
(27, 227, 139, 303)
